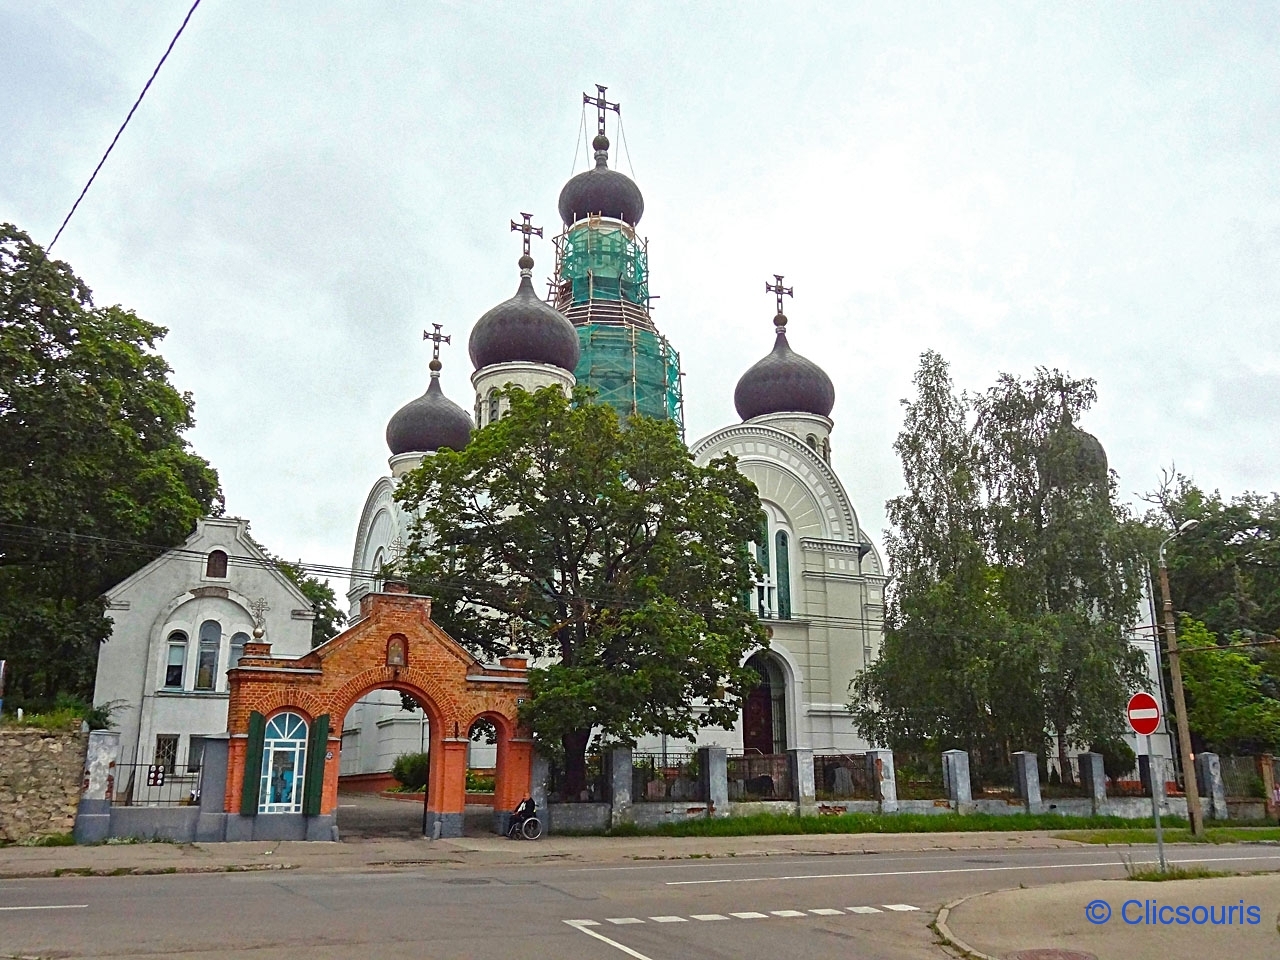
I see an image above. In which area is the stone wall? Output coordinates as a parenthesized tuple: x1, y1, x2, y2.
(0, 728, 87, 843)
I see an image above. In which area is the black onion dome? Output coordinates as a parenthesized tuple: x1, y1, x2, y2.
(557, 135, 644, 226)
(1040, 418, 1109, 487)
(386, 372, 473, 455)
(468, 261, 581, 373)
(734, 318, 836, 420)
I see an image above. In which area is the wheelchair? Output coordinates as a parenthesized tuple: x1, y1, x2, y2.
(506, 797, 542, 840)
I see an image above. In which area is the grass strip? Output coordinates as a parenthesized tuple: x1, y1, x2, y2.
(1055, 825, 1280, 845)
(581, 810, 1192, 838)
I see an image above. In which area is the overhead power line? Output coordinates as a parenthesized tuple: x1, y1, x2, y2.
(47, 0, 203, 252)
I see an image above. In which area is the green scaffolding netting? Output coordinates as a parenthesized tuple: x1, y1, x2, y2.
(558, 222, 649, 307)
(574, 324, 683, 433)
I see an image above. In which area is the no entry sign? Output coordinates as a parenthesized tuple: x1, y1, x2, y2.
(1127, 692, 1162, 736)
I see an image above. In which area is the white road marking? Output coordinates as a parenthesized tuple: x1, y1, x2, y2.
(883, 904, 919, 912)
(730, 911, 769, 918)
(690, 913, 729, 920)
(0, 904, 88, 912)
(771, 909, 807, 917)
(667, 853, 1280, 885)
(606, 917, 644, 925)
(848, 906, 882, 914)
(649, 915, 687, 922)
(809, 908, 844, 915)
(565, 920, 657, 960)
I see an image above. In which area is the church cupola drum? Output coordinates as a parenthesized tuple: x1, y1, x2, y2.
(552, 85, 683, 433)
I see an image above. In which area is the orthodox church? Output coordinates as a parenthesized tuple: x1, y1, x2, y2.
(340, 88, 888, 772)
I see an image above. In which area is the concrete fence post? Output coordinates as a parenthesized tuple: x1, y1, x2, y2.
(1195, 752, 1228, 821)
(866, 749, 897, 813)
(698, 746, 729, 818)
(607, 746, 633, 829)
(195, 735, 230, 842)
(73, 729, 119, 843)
(1258, 755, 1278, 823)
(1011, 751, 1042, 814)
(788, 747, 815, 814)
(1078, 752, 1108, 816)
(942, 749, 972, 813)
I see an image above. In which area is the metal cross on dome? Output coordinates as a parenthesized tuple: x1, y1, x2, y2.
(766, 274, 794, 314)
(422, 323, 450, 362)
(510, 212, 543, 256)
(583, 83, 620, 137)
(249, 597, 270, 627)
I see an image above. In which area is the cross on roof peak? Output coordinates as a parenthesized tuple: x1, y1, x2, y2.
(423, 323, 451, 365)
(584, 83, 620, 137)
(510, 212, 543, 257)
(766, 274, 794, 316)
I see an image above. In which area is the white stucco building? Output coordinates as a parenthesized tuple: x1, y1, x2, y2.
(95, 517, 315, 778)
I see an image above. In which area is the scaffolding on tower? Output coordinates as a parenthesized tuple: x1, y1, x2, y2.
(550, 215, 684, 437)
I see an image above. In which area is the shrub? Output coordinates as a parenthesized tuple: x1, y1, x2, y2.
(392, 752, 429, 790)
(1090, 738, 1137, 782)
(466, 770, 495, 793)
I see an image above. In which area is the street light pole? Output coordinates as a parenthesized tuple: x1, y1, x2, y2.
(1158, 519, 1204, 838)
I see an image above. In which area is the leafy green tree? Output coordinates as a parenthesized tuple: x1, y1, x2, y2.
(395, 384, 766, 792)
(850, 352, 1146, 778)
(0, 224, 220, 708)
(1144, 474, 1280, 640)
(1177, 617, 1280, 754)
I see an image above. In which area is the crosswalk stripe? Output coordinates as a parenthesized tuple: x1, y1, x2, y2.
(847, 906, 883, 914)
(883, 904, 919, 912)
(606, 917, 644, 924)
(730, 911, 769, 919)
(809, 908, 844, 915)
(691, 913, 729, 921)
(649, 916, 687, 923)
(771, 910, 807, 917)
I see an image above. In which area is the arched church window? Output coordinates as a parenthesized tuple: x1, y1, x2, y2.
(754, 513, 771, 618)
(164, 632, 188, 689)
(805, 434, 817, 451)
(775, 530, 791, 620)
(229, 631, 249, 670)
(259, 712, 308, 814)
(205, 550, 228, 578)
(195, 620, 220, 691)
(821, 437, 830, 463)
(487, 389, 500, 424)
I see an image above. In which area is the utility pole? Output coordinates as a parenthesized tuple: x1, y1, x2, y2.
(1158, 520, 1204, 837)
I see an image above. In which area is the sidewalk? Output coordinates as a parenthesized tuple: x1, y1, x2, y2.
(939, 874, 1280, 960)
(0, 829, 1084, 879)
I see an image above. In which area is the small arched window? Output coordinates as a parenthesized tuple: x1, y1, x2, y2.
(805, 434, 817, 451)
(205, 550, 228, 578)
(487, 389, 500, 424)
(195, 620, 221, 691)
(259, 712, 308, 814)
(775, 530, 791, 620)
(821, 437, 830, 463)
(229, 631, 250, 669)
(164, 631, 188, 689)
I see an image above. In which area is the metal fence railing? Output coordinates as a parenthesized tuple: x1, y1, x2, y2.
(1106, 767, 1147, 798)
(1220, 756, 1265, 799)
(113, 757, 203, 807)
(727, 753, 792, 801)
(632, 752, 705, 802)
(895, 752, 946, 800)
(813, 754, 874, 800)
(1040, 756, 1090, 798)
(547, 753, 607, 804)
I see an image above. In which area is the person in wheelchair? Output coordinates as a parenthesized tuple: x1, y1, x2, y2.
(507, 797, 542, 839)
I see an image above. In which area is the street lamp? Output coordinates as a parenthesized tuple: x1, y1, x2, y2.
(1157, 518, 1204, 837)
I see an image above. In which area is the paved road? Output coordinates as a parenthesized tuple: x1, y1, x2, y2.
(3, 844, 1279, 959)
(335, 792, 495, 839)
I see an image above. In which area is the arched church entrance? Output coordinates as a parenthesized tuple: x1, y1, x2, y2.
(742, 652, 788, 755)
(222, 584, 531, 840)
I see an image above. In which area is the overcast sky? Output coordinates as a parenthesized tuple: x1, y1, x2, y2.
(4, 2, 1278, 595)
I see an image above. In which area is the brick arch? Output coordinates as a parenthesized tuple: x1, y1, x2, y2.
(223, 589, 530, 838)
